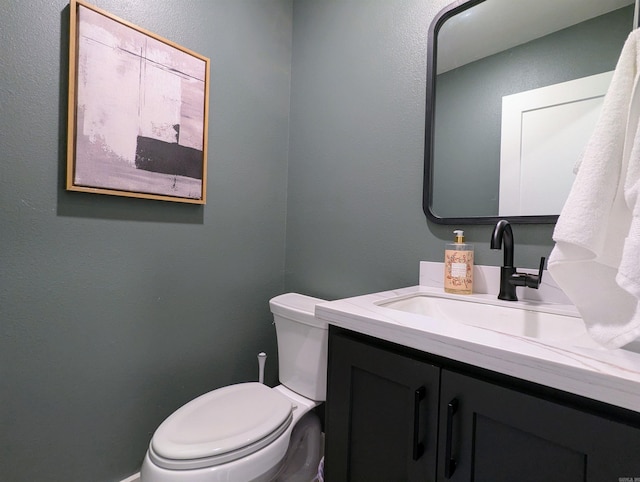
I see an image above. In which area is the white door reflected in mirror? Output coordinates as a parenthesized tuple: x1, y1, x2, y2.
(499, 71, 613, 216)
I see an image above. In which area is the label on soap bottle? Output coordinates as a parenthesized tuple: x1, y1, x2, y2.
(450, 262, 467, 278)
(444, 250, 473, 294)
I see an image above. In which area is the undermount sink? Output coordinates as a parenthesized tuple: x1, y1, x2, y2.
(378, 293, 594, 345)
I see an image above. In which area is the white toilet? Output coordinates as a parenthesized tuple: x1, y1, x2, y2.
(140, 293, 328, 482)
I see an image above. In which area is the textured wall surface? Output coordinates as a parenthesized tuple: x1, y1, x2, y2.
(285, 0, 555, 300)
(1, 1, 292, 480)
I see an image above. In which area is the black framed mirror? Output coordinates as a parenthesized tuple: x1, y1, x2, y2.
(424, 0, 637, 225)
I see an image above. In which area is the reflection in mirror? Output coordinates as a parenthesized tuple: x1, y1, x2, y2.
(424, 0, 636, 224)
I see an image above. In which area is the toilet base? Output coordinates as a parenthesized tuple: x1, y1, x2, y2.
(272, 411, 322, 482)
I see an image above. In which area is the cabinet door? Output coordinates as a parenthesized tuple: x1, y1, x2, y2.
(438, 369, 640, 482)
(325, 332, 441, 482)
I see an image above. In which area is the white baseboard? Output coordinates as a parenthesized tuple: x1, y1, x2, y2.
(120, 473, 140, 482)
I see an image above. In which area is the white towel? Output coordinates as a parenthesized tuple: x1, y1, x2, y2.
(548, 30, 640, 349)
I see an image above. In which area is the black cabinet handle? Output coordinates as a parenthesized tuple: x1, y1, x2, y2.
(444, 398, 458, 479)
(412, 386, 426, 461)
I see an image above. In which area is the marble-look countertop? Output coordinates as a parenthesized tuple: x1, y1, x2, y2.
(316, 262, 640, 413)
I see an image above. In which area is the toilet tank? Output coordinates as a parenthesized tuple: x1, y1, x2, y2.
(269, 293, 328, 402)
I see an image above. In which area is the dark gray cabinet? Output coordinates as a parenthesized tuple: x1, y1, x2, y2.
(440, 369, 640, 481)
(325, 328, 440, 481)
(325, 327, 640, 482)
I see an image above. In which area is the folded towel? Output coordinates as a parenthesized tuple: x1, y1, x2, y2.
(548, 30, 640, 349)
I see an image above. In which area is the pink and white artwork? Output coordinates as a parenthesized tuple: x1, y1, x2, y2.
(68, 1, 209, 203)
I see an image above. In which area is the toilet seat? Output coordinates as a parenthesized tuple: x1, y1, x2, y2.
(149, 383, 294, 470)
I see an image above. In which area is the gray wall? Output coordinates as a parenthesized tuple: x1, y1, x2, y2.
(1, 0, 558, 481)
(1, 1, 292, 481)
(285, 0, 555, 301)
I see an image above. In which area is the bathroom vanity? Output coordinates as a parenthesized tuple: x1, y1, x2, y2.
(317, 263, 640, 481)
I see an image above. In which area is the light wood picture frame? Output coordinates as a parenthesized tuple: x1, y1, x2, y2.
(66, 0, 210, 204)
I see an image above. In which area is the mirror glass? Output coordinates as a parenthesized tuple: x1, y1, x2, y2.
(425, 0, 636, 224)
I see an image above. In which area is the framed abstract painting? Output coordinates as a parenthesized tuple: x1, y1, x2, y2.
(66, 0, 210, 204)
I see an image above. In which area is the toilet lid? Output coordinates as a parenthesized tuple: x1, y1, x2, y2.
(150, 382, 293, 467)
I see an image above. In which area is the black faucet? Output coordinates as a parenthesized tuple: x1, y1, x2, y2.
(490, 220, 545, 301)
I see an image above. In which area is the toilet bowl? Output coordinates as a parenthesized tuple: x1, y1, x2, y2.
(140, 293, 327, 482)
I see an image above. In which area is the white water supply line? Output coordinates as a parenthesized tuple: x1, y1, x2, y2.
(258, 352, 267, 384)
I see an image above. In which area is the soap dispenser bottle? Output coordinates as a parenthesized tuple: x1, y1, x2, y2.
(444, 230, 474, 294)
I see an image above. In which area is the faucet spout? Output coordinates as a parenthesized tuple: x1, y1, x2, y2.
(490, 219, 514, 268)
(490, 220, 544, 301)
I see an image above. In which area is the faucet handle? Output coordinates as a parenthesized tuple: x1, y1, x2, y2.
(538, 256, 546, 284)
(537, 257, 545, 281)
(524, 257, 545, 289)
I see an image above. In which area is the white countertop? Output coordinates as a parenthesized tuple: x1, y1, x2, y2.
(315, 263, 640, 413)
